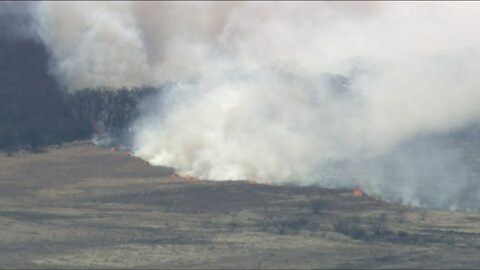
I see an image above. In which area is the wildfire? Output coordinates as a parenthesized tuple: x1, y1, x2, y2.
(246, 179, 272, 185)
(169, 171, 199, 182)
(183, 175, 198, 181)
(352, 188, 364, 198)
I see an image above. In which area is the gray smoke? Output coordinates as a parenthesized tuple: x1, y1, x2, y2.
(0, 2, 37, 41)
(10, 2, 480, 210)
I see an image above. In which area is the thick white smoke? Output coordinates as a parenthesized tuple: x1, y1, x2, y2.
(28, 2, 480, 210)
(33, 2, 151, 90)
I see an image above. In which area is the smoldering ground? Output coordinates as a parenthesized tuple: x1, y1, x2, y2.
(4, 2, 480, 210)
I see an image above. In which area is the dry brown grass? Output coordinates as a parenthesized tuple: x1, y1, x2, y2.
(1, 141, 480, 268)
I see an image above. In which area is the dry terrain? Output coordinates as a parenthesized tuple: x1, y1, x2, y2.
(1, 142, 480, 268)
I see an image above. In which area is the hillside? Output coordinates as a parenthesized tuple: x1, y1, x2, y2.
(0, 142, 480, 268)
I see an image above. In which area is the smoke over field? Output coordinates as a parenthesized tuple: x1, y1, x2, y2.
(3, 2, 480, 210)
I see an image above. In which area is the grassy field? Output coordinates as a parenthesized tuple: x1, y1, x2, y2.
(1, 142, 480, 268)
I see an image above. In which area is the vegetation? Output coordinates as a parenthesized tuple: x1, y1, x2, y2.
(0, 36, 160, 152)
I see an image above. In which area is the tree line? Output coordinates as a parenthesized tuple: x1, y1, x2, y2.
(0, 35, 159, 153)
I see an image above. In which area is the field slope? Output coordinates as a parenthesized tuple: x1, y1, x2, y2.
(1, 142, 479, 269)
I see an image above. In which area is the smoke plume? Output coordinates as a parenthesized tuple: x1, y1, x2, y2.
(11, 2, 480, 210)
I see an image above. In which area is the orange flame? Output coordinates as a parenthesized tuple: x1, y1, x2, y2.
(183, 175, 196, 181)
(352, 188, 364, 198)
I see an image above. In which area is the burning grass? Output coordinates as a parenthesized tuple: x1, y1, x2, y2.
(1, 142, 480, 268)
